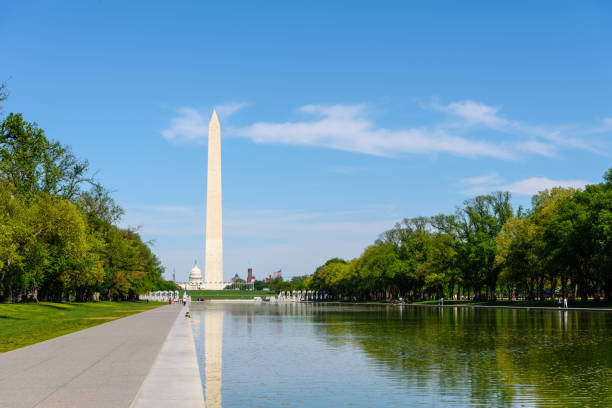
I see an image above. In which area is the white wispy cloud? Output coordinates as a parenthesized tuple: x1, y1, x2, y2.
(461, 172, 504, 187)
(593, 117, 612, 134)
(515, 140, 558, 157)
(234, 104, 513, 159)
(461, 173, 591, 196)
(161, 107, 208, 143)
(499, 177, 590, 196)
(161, 103, 247, 143)
(437, 100, 511, 128)
(161, 99, 610, 159)
(215, 102, 248, 119)
(434, 99, 604, 154)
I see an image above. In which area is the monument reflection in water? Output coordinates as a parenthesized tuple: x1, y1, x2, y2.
(192, 305, 223, 408)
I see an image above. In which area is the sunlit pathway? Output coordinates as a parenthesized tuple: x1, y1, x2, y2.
(0, 304, 182, 408)
(131, 306, 204, 408)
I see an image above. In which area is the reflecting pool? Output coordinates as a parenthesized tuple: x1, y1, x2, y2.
(190, 303, 612, 407)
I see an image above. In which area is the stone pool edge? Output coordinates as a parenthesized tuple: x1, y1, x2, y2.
(407, 303, 612, 312)
(130, 307, 205, 408)
(194, 299, 612, 311)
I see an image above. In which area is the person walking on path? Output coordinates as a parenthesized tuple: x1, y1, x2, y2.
(563, 297, 568, 308)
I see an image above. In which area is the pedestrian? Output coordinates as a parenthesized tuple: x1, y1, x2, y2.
(558, 297, 562, 308)
(563, 297, 568, 308)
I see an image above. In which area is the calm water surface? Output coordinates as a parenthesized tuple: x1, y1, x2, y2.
(190, 303, 612, 407)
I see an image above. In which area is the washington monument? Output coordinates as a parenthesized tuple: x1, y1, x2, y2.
(204, 110, 224, 289)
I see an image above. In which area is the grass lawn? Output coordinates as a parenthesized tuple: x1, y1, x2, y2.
(186, 290, 275, 299)
(0, 301, 165, 353)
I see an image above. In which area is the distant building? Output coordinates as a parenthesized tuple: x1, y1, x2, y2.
(176, 261, 205, 290)
(247, 268, 254, 283)
(190, 261, 202, 282)
(264, 269, 282, 283)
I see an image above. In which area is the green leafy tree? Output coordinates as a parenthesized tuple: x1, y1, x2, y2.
(0, 182, 26, 300)
(0, 111, 172, 302)
(454, 192, 513, 300)
(0, 113, 94, 200)
(496, 217, 542, 299)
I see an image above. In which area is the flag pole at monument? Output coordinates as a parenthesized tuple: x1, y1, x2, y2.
(204, 110, 224, 289)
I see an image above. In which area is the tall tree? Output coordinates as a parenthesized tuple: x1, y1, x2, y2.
(454, 192, 513, 300)
(0, 113, 95, 200)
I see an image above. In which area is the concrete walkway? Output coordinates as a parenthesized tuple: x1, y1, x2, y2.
(131, 307, 204, 408)
(0, 304, 191, 408)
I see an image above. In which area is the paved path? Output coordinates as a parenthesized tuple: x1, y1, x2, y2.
(0, 304, 187, 408)
(131, 307, 204, 408)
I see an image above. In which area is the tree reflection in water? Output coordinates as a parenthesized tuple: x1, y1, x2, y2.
(192, 304, 612, 407)
(309, 305, 612, 407)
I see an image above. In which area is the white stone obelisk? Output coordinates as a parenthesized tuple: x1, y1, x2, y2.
(204, 110, 224, 289)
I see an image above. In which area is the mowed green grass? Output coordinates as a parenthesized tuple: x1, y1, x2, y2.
(187, 290, 275, 299)
(0, 301, 164, 353)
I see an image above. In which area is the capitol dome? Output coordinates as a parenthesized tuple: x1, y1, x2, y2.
(189, 261, 202, 282)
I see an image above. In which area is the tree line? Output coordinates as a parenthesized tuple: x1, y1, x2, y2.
(302, 172, 612, 302)
(0, 94, 175, 302)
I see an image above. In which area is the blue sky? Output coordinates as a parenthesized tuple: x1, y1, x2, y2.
(2, 1, 611, 281)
